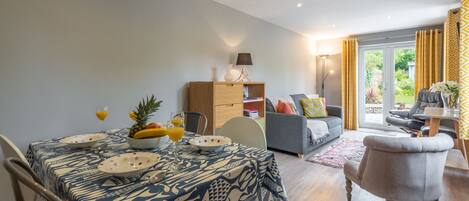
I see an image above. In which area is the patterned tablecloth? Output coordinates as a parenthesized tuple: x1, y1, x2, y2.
(26, 129, 287, 201)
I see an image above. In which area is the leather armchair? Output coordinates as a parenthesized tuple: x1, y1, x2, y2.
(344, 134, 454, 201)
(386, 89, 442, 133)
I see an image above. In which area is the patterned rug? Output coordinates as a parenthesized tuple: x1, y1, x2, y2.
(307, 138, 366, 168)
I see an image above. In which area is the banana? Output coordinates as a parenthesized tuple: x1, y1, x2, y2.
(133, 128, 167, 139)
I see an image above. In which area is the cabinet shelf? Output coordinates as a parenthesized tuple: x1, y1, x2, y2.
(243, 98, 264, 103)
(189, 81, 265, 134)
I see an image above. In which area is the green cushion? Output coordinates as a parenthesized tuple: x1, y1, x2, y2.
(300, 98, 327, 118)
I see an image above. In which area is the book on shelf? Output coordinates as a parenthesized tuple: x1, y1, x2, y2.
(243, 109, 259, 118)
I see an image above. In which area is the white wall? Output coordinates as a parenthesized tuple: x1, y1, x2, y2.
(0, 0, 315, 199)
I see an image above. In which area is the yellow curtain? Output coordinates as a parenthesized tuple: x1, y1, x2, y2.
(415, 29, 442, 97)
(460, 0, 469, 139)
(444, 8, 460, 82)
(341, 38, 358, 130)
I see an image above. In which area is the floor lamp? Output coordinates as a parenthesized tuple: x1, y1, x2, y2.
(319, 54, 334, 97)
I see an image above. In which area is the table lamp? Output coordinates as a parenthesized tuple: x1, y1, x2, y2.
(235, 53, 252, 82)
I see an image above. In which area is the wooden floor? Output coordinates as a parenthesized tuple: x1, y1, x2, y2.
(273, 130, 469, 201)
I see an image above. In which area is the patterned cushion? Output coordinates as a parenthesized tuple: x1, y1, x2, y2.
(300, 98, 328, 118)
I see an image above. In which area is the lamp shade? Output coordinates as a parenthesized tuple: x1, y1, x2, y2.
(236, 53, 253, 66)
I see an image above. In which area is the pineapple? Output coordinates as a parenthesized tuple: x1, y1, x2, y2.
(129, 95, 162, 137)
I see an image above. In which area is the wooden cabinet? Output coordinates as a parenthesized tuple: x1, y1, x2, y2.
(188, 82, 265, 134)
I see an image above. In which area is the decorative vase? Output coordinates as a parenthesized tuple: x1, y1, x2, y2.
(224, 66, 240, 82)
(441, 92, 459, 114)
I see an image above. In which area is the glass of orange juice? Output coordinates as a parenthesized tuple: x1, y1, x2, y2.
(167, 112, 185, 171)
(96, 106, 109, 132)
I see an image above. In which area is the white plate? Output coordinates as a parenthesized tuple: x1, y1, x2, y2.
(189, 136, 232, 152)
(98, 152, 160, 177)
(59, 133, 107, 148)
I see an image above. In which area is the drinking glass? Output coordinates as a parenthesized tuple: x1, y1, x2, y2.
(96, 106, 109, 132)
(167, 112, 185, 171)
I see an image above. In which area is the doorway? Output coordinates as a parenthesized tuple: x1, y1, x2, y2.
(358, 41, 416, 129)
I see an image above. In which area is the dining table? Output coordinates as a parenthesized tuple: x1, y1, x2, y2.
(26, 129, 287, 201)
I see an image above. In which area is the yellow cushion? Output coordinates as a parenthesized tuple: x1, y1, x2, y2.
(300, 98, 327, 118)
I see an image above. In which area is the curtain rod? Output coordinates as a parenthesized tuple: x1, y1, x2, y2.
(359, 30, 442, 42)
(358, 34, 415, 42)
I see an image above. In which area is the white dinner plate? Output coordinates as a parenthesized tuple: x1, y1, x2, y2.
(59, 133, 107, 148)
(98, 152, 160, 177)
(189, 136, 232, 152)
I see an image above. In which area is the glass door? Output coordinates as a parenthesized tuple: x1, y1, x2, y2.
(358, 42, 415, 129)
(392, 47, 416, 112)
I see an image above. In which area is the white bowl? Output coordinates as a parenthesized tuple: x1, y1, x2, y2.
(127, 136, 168, 150)
(59, 133, 107, 148)
(98, 152, 160, 177)
(189, 136, 232, 152)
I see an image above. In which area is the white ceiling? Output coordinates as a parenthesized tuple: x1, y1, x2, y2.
(213, 0, 460, 40)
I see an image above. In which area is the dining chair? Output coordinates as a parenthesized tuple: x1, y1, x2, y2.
(216, 117, 267, 149)
(0, 134, 28, 163)
(184, 112, 208, 135)
(344, 134, 454, 201)
(4, 157, 62, 201)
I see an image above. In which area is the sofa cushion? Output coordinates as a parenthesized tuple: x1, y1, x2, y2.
(277, 100, 295, 114)
(312, 116, 342, 129)
(290, 94, 308, 116)
(266, 98, 276, 112)
(301, 98, 328, 118)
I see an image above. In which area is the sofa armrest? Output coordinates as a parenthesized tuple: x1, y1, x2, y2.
(326, 105, 342, 118)
(266, 112, 308, 154)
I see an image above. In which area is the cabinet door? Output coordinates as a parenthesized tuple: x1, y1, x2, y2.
(214, 83, 243, 105)
(214, 103, 243, 128)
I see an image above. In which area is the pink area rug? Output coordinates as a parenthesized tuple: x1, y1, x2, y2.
(307, 138, 366, 168)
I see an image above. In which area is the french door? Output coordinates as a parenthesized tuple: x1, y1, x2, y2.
(358, 42, 416, 129)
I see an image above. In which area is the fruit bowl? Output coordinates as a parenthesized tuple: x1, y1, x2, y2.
(127, 136, 168, 150)
(98, 152, 160, 177)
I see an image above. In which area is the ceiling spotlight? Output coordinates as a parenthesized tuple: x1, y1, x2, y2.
(329, 24, 336, 28)
(297, 3, 302, 7)
(387, 16, 392, 19)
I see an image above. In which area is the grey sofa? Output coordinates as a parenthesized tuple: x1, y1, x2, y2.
(344, 134, 454, 201)
(266, 94, 343, 158)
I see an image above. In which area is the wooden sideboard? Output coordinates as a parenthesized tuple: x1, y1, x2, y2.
(188, 82, 265, 134)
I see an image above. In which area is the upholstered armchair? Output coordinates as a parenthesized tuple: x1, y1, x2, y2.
(344, 134, 454, 201)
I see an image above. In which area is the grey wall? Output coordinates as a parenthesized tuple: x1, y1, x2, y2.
(0, 0, 315, 199)
(315, 54, 342, 106)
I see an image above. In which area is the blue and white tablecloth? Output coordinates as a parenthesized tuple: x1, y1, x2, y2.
(26, 129, 287, 201)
